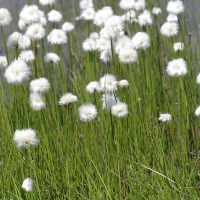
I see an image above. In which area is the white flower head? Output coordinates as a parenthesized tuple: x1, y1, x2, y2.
(22, 178, 34, 192)
(59, 93, 78, 107)
(96, 37, 111, 52)
(0, 8, 12, 26)
(119, 0, 135, 10)
(47, 10, 62, 23)
(81, 8, 95, 20)
(118, 48, 138, 63)
(39, 0, 55, 6)
(18, 19, 28, 31)
(100, 50, 112, 63)
(152, 7, 162, 15)
(62, 22, 74, 33)
(159, 113, 171, 122)
(115, 35, 133, 54)
(132, 32, 150, 50)
(30, 93, 45, 110)
(196, 73, 200, 84)
(47, 29, 67, 44)
(79, 0, 94, 10)
(26, 23, 45, 40)
(44, 53, 60, 64)
(82, 38, 96, 52)
(90, 32, 99, 40)
(13, 128, 39, 148)
(166, 58, 187, 77)
(119, 80, 129, 88)
(138, 10, 152, 26)
(135, 0, 146, 11)
(174, 42, 184, 52)
(19, 50, 35, 63)
(78, 103, 98, 122)
(86, 81, 100, 94)
(111, 102, 128, 117)
(37, 10, 47, 26)
(102, 93, 119, 111)
(167, 0, 184, 15)
(4, 59, 31, 84)
(0, 56, 8, 69)
(99, 74, 118, 93)
(121, 10, 137, 23)
(167, 14, 178, 22)
(195, 106, 200, 117)
(30, 78, 50, 93)
(160, 22, 179, 37)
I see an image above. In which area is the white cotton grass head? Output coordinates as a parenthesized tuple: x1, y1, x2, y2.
(152, 7, 162, 15)
(18, 19, 28, 31)
(159, 113, 171, 122)
(132, 32, 150, 50)
(111, 102, 128, 118)
(119, 80, 129, 88)
(47, 10, 62, 23)
(86, 81, 100, 94)
(167, 14, 178, 22)
(22, 178, 34, 192)
(4, 59, 31, 84)
(78, 103, 98, 122)
(7, 32, 21, 47)
(82, 38, 96, 52)
(160, 22, 179, 37)
(135, 0, 146, 11)
(121, 10, 137, 23)
(30, 78, 50, 93)
(13, 128, 39, 148)
(93, 7, 113, 27)
(138, 10, 153, 26)
(196, 73, 200, 84)
(30, 92, 45, 111)
(26, 23, 46, 40)
(19, 50, 35, 63)
(195, 106, 200, 117)
(47, 29, 67, 44)
(44, 53, 60, 64)
(0, 8, 12, 26)
(99, 74, 118, 93)
(115, 35, 133, 54)
(102, 93, 119, 111)
(167, 0, 184, 15)
(118, 48, 138, 64)
(99, 27, 111, 39)
(166, 58, 187, 77)
(62, 22, 74, 33)
(0, 56, 8, 69)
(81, 8, 95, 20)
(100, 50, 112, 63)
(39, 0, 55, 6)
(119, 0, 135, 10)
(96, 37, 111, 52)
(79, 0, 93, 10)
(90, 32, 99, 40)
(59, 93, 78, 107)
(37, 10, 47, 26)
(174, 42, 184, 52)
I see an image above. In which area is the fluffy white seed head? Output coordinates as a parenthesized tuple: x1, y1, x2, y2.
(119, 0, 135, 10)
(26, 23, 46, 40)
(19, 50, 35, 63)
(37, 10, 47, 26)
(79, 0, 94, 10)
(119, 80, 129, 88)
(62, 22, 74, 32)
(167, 0, 184, 15)
(47, 29, 67, 44)
(96, 37, 111, 52)
(111, 102, 128, 117)
(135, 0, 146, 11)
(59, 93, 78, 106)
(160, 22, 179, 37)
(195, 106, 200, 117)
(138, 10, 152, 26)
(86, 81, 100, 94)
(90, 32, 99, 40)
(81, 8, 95, 20)
(47, 10, 62, 22)
(132, 32, 150, 50)
(100, 50, 112, 63)
(167, 14, 178, 22)
(196, 73, 200, 84)
(0, 56, 8, 69)
(99, 74, 118, 93)
(121, 10, 137, 23)
(115, 35, 133, 54)
(30, 78, 50, 93)
(78, 103, 98, 122)
(159, 113, 171, 122)
(82, 38, 96, 52)
(13, 128, 39, 148)
(174, 42, 184, 52)
(4, 59, 31, 84)
(152, 7, 162, 15)
(166, 58, 187, 77)
(30, 93, 45, 111)
(102, 93, 119, 111)
(0, 8, 12, 26)
(118, 48, 138, 63)
(18, 19, 28, 30)
(22, 178, 34, 192)
(39, 0, 55, 6)
(44, 53, 60, 64)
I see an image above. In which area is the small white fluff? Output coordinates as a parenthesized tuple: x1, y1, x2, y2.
(81, 8, 95, 20)
(62, 22, 74, 33)
(167, 14, 178, 22)
(119, 0, 135, 10)
(115, 35, 133, 54)
(47, 29, 67, 44)
(86, 81, 100, 94)
(4, 59, 31, 84)
(135, 0, 146, 11)
(22, 178, 34, 192)
(30, 92, 45, 111)
(30, 78, 50, 93)
(26, 23, 46, 40)
(13, 128, 39, 148)
(47, 10, 62, 22)
(38, 10, 47, 26)
(100, 50, 112, 63)
(118, 48, 138, 63)
(167, 0, 184, 15)
(78, 103, 98, 122)
(111, 102, 128, 117)
(138, 10, 153, 26)
(166, 58, 187, 77)
(96, 37, 111, 52)
(119, 80, 129, 88)
(152, 7, 162, 15)
(39, 0, 55, 6)
(132, 32, 150, 50)
(82, 38, 96, 52)
(18, 19, 28, 31)
(195, 106, 200, 117)
(121, 10, 137, 23)
(19, 50, 35, 63)
(59, 93, 78, 107)
(102, 93, 119, 111)
(99, 74, 118, 93)
(0, 56, 8, 69)
(90, 32, 99, 40)
(159, 113, 171, 122)
(196, 73, 200, 84)
(160, 22, 179, 37)
(44, 53, 60, 64)
(79, 0, 93, 10)
(0, 8, 12, 26)
(174, 42, 184, 52)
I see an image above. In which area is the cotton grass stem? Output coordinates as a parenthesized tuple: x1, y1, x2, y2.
(1, 26, 9, 64)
